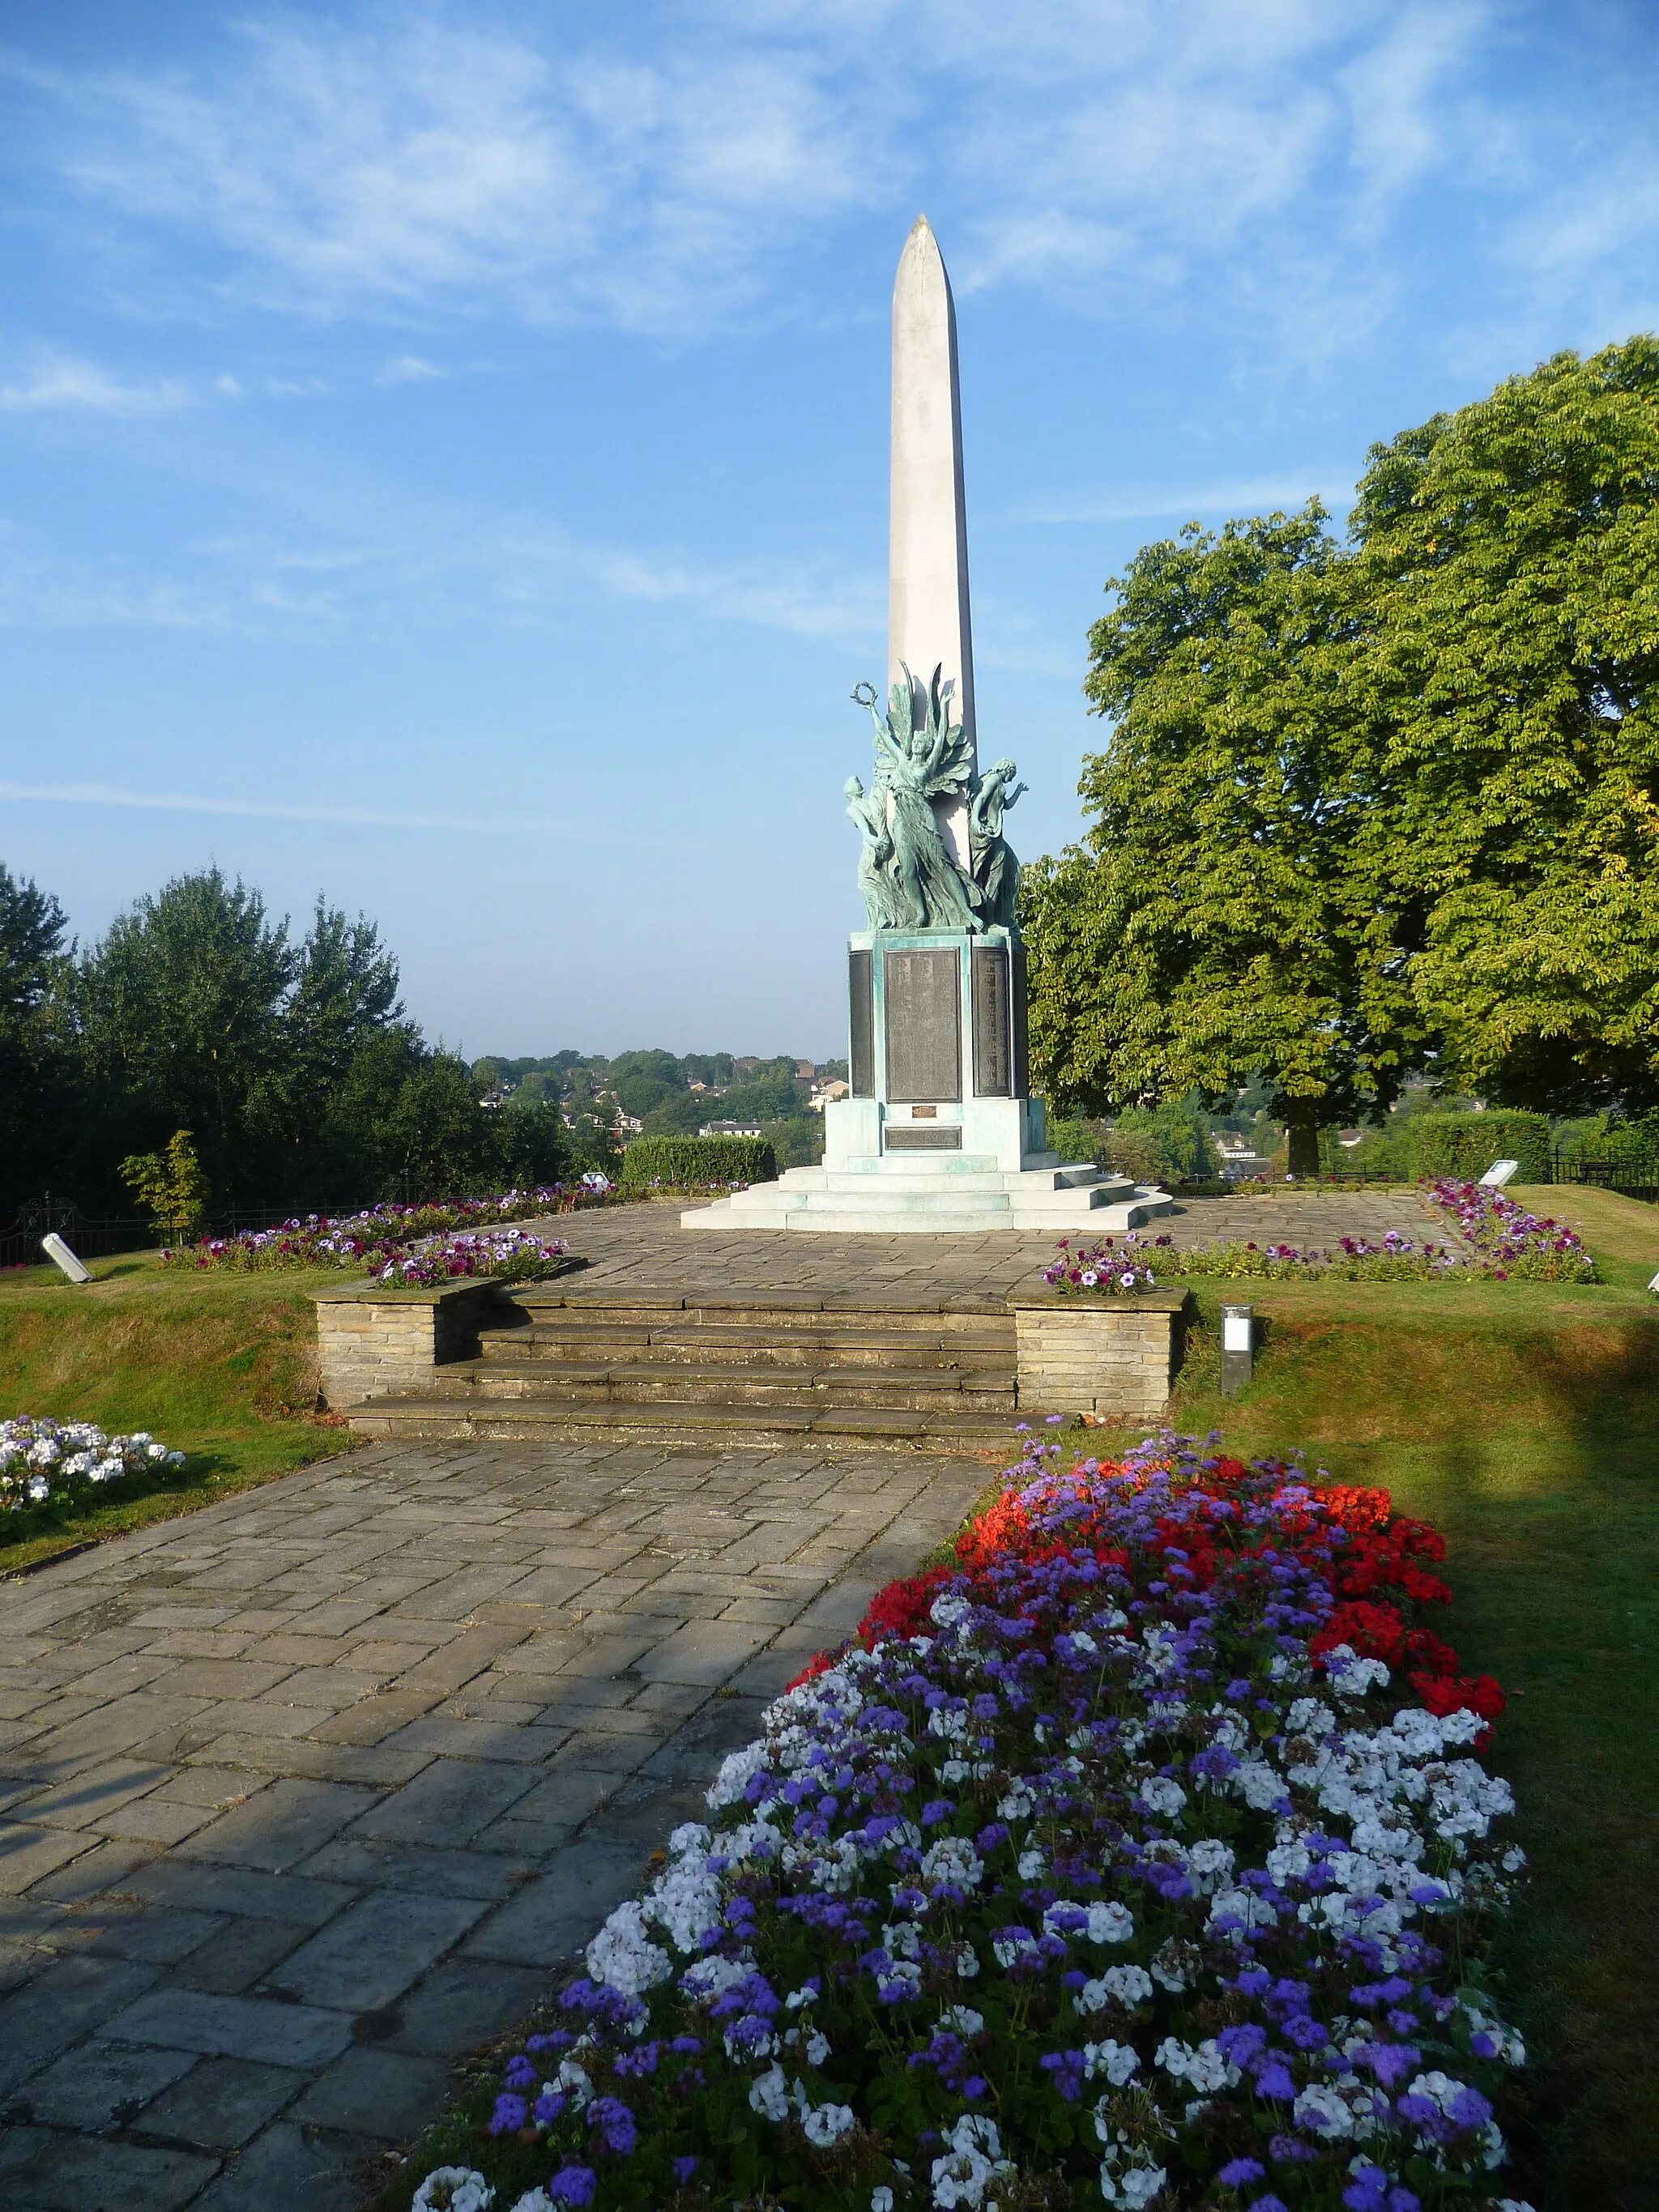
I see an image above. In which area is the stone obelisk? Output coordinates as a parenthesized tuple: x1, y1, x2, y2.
(681, 217, 1174, 1232)
(889, 215, 975, 870)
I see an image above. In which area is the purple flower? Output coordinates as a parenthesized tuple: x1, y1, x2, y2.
(587, 2096, 637, 2156)
(489, 2093, 528, 2134)
(672, 2156, 699, 2184)
(1218, 2156, 1266, 2184)
(548, 2168, 597, 2207)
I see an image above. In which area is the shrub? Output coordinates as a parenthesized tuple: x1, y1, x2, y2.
(618, 1135, 776, 1191)
(404, 1435, 1529, 2212)
(1409, 1112, 1551, 1185)
(119, 1129, 211, 1241)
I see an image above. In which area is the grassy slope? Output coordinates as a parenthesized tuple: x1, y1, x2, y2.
(1079, 1187, 1659, 2210)
(0, 1249, 357, 1573)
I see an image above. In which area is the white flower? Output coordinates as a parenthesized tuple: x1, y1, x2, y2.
(806, 2029, 831, 2066)
(1017, 1845, 1047, 1880)
(939, 2005, 985, 2036)
(749, 2063, 791, 2121)
(803, 2100, 857, 2146)
(586, 1899, 672, 1996)
(550, 2058, 592, 2110)
(872, 2191, 896, 2212)
(1135, 1775, 1187, 1818)
(931, 2113, 1013, 2210)
(507, 2194, 555, 2212)
(1083, 2039, 1139, 2086)
(1292, 2082, 1355, 2138)
(412, 2171, 495, 2212)
(1155, 2037, 1238, 2095)
(920, 1836, 984, 1890)
(1077, 1965, 1154, 2013)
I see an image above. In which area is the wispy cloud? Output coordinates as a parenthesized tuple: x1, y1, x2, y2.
(0, 780, 663, 846)
(0, 350, 192, 415)
(377, 354, 445, 383)
(1026, 474, 1357, 524)
(7, 0, 1536, 349)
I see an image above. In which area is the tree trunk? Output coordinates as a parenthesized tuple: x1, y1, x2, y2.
(1286, 1118, 1321, 1179)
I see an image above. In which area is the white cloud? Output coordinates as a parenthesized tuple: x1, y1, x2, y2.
(0, 778, 657, 844)
(11, 0, 1518, 345)
(0, 350, 191, 415)
(1027, 472, 1358, 523)
(377, 355, 445, 382)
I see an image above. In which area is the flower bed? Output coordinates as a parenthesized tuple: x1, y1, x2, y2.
(1042, 1183, 1596, 1291)
(406, 1434, 1531, 2212)
(1421, 1184, 1594, 1281)
(375, 1229, 569, 1287)
(1, 1417, 186, 1516)
(161, 1178, 615, 1274)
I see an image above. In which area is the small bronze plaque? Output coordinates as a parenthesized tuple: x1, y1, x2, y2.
(885, 1125, 963, 1150)
(911, 1104, 937, 1119)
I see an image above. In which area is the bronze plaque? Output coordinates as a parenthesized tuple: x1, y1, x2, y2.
(972, 942, 1012, 1096)
(883, 947, 962, 1102)
(885, 1125, 963, 1150)
(849, 949, 875, 1097)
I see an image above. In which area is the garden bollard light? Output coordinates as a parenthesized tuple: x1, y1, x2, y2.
(1220, 1302, 1254, 1396)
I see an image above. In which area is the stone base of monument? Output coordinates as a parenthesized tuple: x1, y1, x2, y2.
(680, 1155, 1175, 1234)
(684, 928, 1177, 1234)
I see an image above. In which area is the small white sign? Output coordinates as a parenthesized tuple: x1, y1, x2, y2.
(41, 1233, 92, 1284)
(1648, 1270, 1659, 1296)
(1478, 1160, 1520, 1187)
(1222, 1309, 1253, 1352)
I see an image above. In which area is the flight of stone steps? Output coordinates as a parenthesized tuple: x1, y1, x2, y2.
(344, 1283, 1034, 1453)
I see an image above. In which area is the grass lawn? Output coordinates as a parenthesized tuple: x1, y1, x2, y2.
(0, 1247, 359, 1575)
(1073, 1185, 1659, 2211)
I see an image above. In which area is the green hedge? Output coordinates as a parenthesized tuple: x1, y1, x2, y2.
(617, 1134, 777, 1189)
(1411, 1111, 1553, 1185)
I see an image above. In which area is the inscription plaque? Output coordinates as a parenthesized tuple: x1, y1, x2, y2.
(849, 949, 875, 1097)
(883, 947, 962, 1102)
(885, 1125, 962, 1150)
(1011, 940, 1030, 1097)
(972, 943, 1013, 1096)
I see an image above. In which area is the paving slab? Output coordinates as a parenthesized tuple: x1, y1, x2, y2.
(0, 1431, 986, 2202)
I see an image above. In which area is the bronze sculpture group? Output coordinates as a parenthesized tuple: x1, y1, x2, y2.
(844, 663, 1025, 933)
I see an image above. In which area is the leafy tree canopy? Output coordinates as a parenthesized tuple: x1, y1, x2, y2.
(1026, 339, 1659, 1164)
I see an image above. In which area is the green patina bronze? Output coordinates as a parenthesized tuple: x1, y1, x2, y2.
(850, 661, 1025, 933)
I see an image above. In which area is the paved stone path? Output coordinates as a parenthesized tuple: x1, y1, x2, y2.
(549, 1187, 1451, 1290)
(0, 1439, 988, 2210)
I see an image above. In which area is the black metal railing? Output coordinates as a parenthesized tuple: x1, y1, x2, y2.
(1553, 1149, 1659, 1203)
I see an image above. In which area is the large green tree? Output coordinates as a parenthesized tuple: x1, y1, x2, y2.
(1350, 337, 1659, 1114)
(0, 863, 73, 1209)
(1023, 506, 1422, 1174)
(1027, 339, 1659, 1158)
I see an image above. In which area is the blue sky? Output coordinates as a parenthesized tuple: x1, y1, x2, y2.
(3, 1, 1658, 1058)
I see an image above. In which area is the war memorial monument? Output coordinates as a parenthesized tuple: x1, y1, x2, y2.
(687, 218, 1172, 1234)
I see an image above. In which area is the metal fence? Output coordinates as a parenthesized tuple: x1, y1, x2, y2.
(0, 1197, 159, 1272)
(1553, 1149, 1659, 1204)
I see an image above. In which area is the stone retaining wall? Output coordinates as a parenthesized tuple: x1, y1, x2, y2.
(313, 1280, 497, 1409)
(1008, 1287, 1188, 1419)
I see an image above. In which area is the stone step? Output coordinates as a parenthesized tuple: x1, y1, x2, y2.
(475, 1323, 1014, 1370)
(414, 1359, 1020, 1413)
(343, 1394, 1034, 1454)
(501, 1292, 1013, 1333)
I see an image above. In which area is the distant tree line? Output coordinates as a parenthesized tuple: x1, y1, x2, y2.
(1025, 339, 1659, 1174)
(0, 863, 846, 1221)
(0, 865, 576, 1219)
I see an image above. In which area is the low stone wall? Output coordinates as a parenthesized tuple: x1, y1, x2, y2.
(312, 1280, 499, 1409)
(1008, 1287, 1188, 1419)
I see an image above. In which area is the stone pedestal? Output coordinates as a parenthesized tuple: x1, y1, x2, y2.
(1009, 1288, 1190, 1418)
(684, 927, 1175, 1235)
